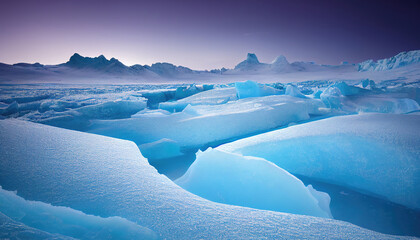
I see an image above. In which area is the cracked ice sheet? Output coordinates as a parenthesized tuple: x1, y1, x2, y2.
(0, 119, 410, 239)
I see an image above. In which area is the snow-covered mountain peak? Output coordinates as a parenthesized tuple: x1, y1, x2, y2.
(65, 53, 127, 71)
(358, 50, 420, 71)
(246, 53, 260, 63)
(234, 53, 264, 70)
(271, 55, 289, 65)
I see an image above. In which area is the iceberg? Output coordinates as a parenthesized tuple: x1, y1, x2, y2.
(0, 119, 403, 239)
(218, 113, 420, 210)
(176, 148, 331, 218)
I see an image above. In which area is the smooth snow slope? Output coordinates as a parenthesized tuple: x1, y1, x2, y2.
(0, 119, 409, 239)
(218, 113, 420, 210)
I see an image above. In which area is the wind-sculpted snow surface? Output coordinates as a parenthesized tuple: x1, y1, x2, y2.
(0, 119, 410, 239)
(176, 148, 332, 218)
(218, 114, 420, 210)
(88, 95, 324, 149)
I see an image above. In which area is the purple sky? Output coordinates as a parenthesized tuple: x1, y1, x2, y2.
(1, 0, 419, 70)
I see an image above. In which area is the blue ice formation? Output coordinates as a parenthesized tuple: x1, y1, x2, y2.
(176, 148, 332, 218)
(218, 113, 420, 210)
(159, 87, 237, 112)
(87, 94, 320, 149)
(0, 187, 158, 239)
(235, 80, 282, 99)
(139, 138, 183, 160)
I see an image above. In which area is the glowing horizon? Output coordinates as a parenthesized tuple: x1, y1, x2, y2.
(1, 0, 419, 70)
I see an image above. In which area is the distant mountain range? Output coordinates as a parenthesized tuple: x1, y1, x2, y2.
(358, 50, 420, 71)
(0, 50, 419, 83)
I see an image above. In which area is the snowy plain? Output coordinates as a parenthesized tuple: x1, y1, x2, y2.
(0, 50, 419, 239)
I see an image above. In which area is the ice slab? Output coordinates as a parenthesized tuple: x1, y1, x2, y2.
(235, 80, 282, 99)
(141, 84, 213, 109)
(88, 95, 324, 149)
(139, 138, 183, 160)
(159, 87, 237, 112)
(0, 211, 74, 240)
(176, 148, 331, 218)
(218, 113, 420, 210)
(0, 187, 157, 239)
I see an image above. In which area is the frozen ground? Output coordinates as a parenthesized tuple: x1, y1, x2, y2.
(0, 50, 419, 239)
(0, 120, 414, 240)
